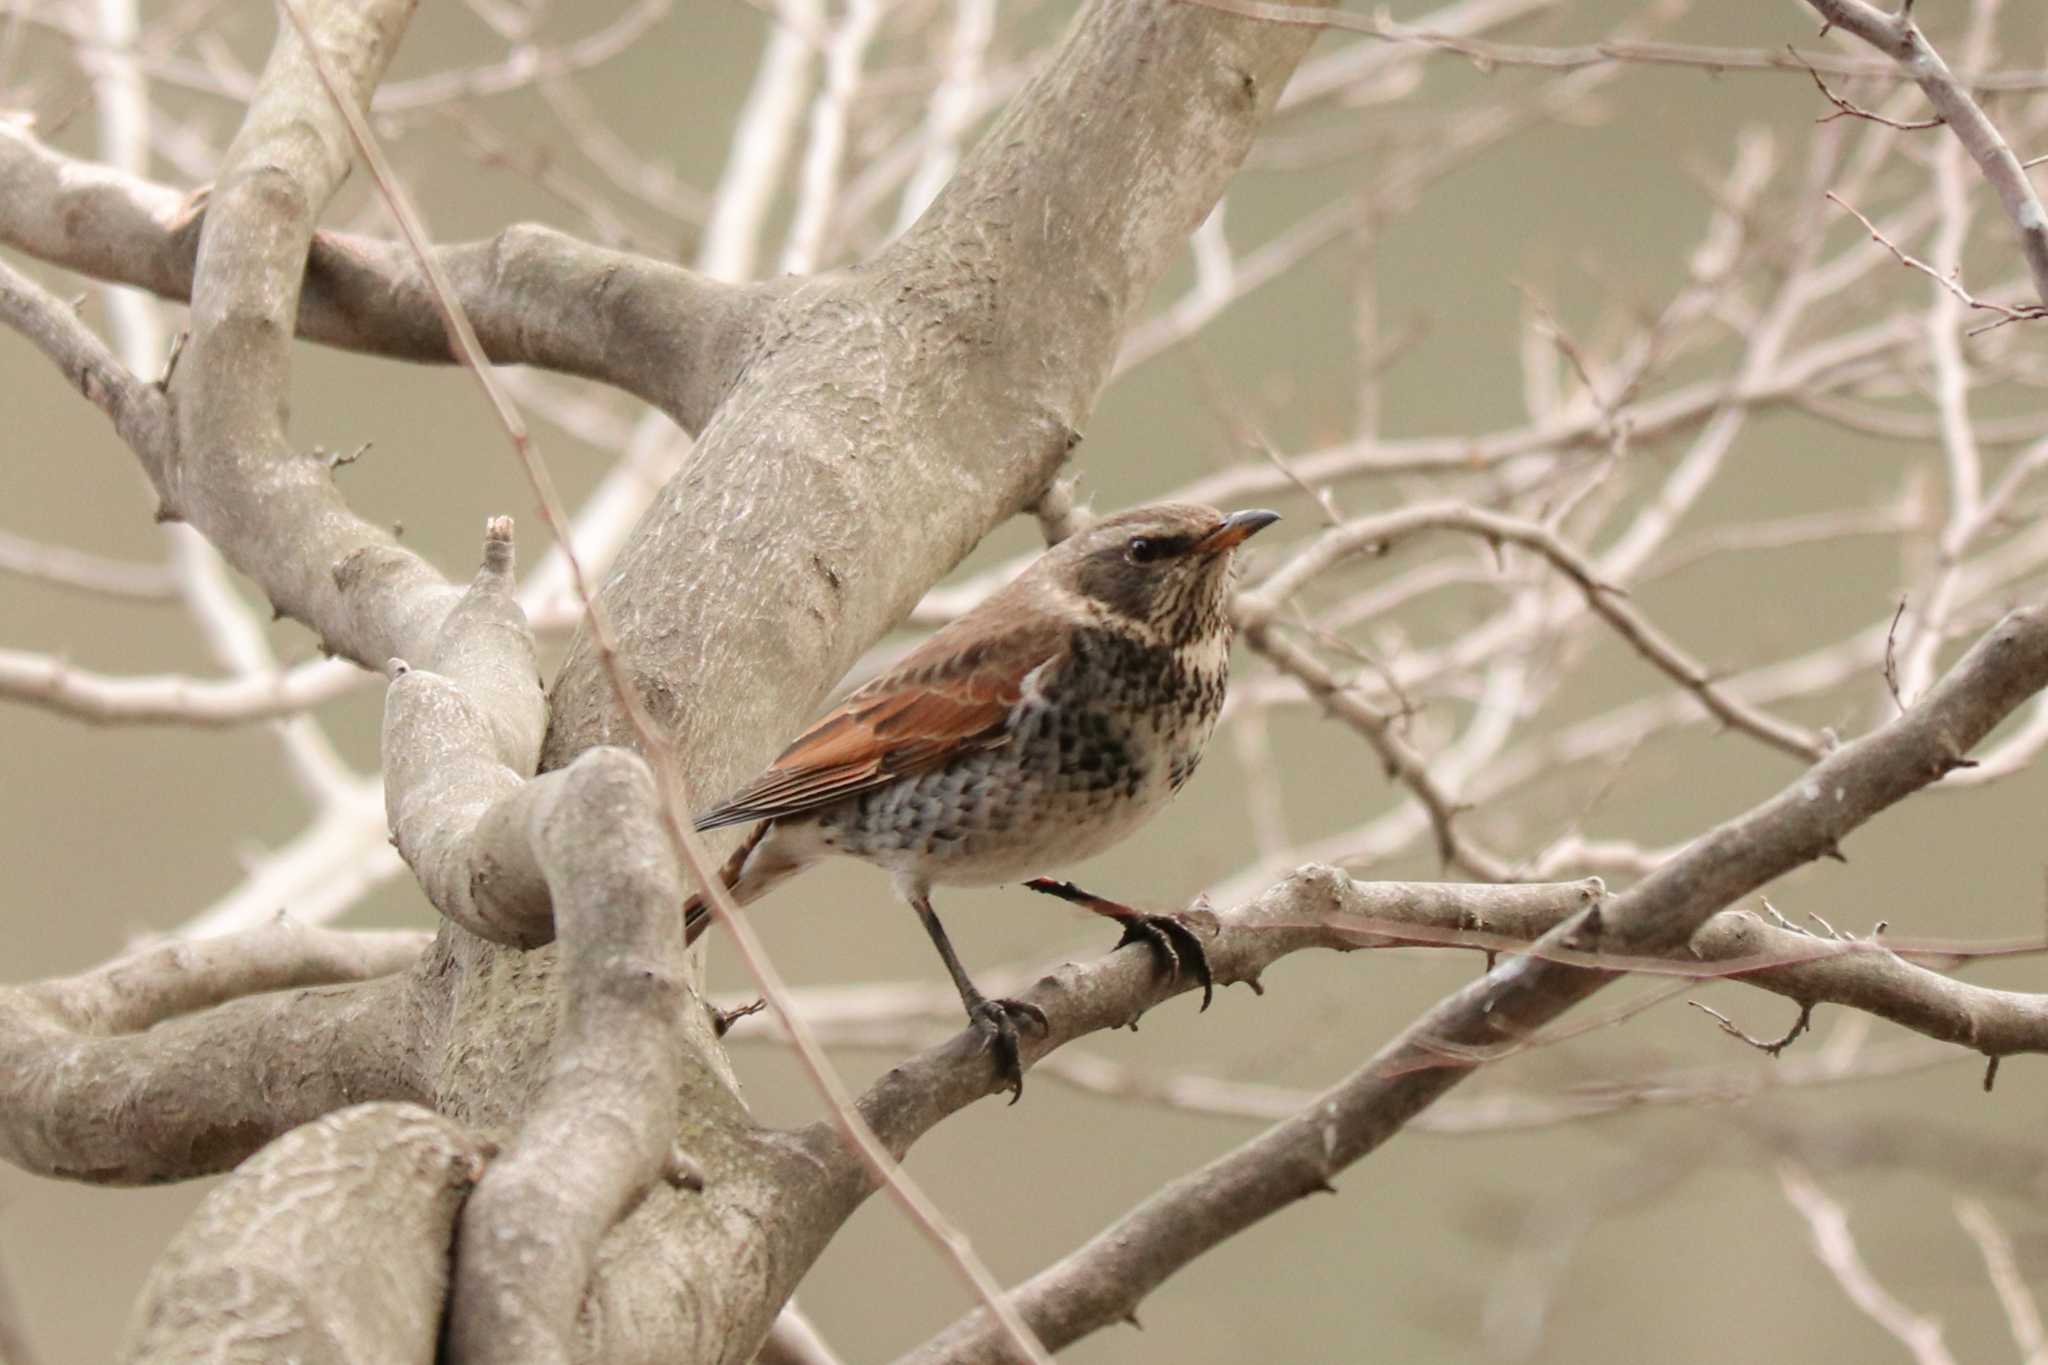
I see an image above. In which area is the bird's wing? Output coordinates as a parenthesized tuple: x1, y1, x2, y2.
(693, 614, 1067, 831)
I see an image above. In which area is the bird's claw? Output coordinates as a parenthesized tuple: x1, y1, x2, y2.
(1022, 878, 1217, 1011)
(968, 997, 1049, 1103)
(1116, 913, 1215, 1011)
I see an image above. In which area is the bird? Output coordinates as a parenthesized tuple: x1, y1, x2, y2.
(684, 501, 1281, 1099)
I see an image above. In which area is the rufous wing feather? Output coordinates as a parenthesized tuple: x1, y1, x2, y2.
(692, 616, 1067, 831)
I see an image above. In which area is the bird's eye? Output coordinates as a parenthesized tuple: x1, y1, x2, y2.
(1127, 536, 1167, 564)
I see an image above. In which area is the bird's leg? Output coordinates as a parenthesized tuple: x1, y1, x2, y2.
(1022, 878, 1214, 1011)
(909, 891, 1048, 1103)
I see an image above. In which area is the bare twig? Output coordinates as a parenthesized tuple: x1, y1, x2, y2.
(1884, 595, 1909, 711)
(0, 531, 174, 600)
(1802, 0, 2048, 307)
(1688, 999, 1815, 1057)
(1790, 45, 1942, 129)
(1829, 195, 2029, 325)
(1954, 1199, 2048, 1365)
(0, 649, 364, 726)
(1239, 504, 1827, 761)
(1180, 0, 2048, 89)
(1777, 1163, 1959, 1365)
(0, 255, 168, 459)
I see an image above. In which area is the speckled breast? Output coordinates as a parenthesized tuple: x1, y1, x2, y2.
(820, 625, 1232, 885)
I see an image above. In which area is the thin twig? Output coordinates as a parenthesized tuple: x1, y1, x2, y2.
(1688, 999, 1816, 1057)
(1884, 595, 1908, 711)
(1790, 45, 1942, 129)
(1954, 1198, 2048, 1365)
(1777, 1163, 1959, 1365)
(1177, 0, 2048, 89)
(1802, 0, 2048, 307)
(1240, 504, 1827, 761)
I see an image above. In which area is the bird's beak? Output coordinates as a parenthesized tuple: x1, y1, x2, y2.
(1194, 508, 1281, 554)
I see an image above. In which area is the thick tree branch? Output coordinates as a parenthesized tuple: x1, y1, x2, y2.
(382, 520, 556, 946)
(149, 0, 462, 675)
(25, 918, 427, 1036)
(903, 602, 2048, 1361)
(1801, 0, 2048, 307)
(844, 874, 1603, 1158)
(0, 922, 433, 1184)
(0, 120, 760, 429)
(539, 0, 1333, 768)
(1309, 892, 2048, 1060)
(507, 6, 1342, 1354)
(120, 1103, 487, 1365)
(448, 747, 708, 1364)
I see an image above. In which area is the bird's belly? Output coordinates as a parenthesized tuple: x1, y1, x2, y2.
(808, 691, 1219, 887)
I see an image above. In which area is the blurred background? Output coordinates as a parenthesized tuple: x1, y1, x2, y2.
(4, 0, 2047, 1360)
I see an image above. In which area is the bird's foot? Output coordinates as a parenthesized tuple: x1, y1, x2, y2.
(1023, 877, 1215, 1010)
(1114, 912, 1215, 1011)
(966, 995, 1050, 1104)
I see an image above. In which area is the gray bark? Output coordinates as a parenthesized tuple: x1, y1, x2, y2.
(6, 0, 2048, 1360)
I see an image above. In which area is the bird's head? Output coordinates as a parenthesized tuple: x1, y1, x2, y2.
(1046, 502, 1281, 642)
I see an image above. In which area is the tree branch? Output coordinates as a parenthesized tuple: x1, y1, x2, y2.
(0, 254, 169, 467)
(0, 921, 433, 1184)
(1180, 0, 2048, 90)
(0, 119, 760, 428)
(847, 873, 1604, 1155)
(120, 1103, 487, 1365)
(1801, 0, 2048, 307)
(1238, 503, 1826, 760)
(0, 647, 363, 726)
(448, 747, 709, 1364)
(510, 8, 1341, 1347)
(135, 0, 463, 680)
(381, 520, 556, 947)
(902, 601, 2048, 1361)
(25, 918, 427, 1036)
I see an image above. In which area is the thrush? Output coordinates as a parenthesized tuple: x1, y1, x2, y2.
(685, 502, 1280, 1098)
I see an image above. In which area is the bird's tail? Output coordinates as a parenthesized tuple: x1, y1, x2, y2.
(683, 822, 771, 945)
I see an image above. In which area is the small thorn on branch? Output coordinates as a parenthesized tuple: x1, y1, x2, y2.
(1983, 1055, 2001, 1092)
